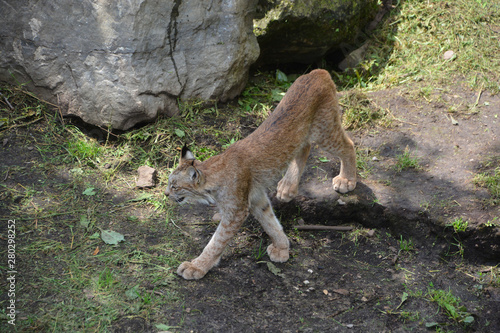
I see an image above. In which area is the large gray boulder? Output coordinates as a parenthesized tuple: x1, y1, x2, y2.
(0, 0, 259, 130)
(254, 0, 379, 66)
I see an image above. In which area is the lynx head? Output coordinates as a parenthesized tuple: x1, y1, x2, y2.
(165, 147, 215, 206)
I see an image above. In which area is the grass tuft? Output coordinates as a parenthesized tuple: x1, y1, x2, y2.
(473, 167, 500, 205)
(394, 146, 421, 173)
(426, 283, 474, 326)
(340, 90, 387, 130)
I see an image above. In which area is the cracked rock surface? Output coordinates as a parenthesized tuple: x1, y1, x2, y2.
(0, 0, 259, 130)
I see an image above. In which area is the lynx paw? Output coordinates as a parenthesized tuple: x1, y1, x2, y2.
(332, 176, 356, 194)
(267, 244, 289, 263)
(177, 261, 207, 280)
(276, 179, 298, 202)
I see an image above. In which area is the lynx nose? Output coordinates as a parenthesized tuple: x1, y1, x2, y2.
(164, 187, 170, 196)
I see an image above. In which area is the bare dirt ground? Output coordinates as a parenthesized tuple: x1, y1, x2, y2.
(158, 82, 500, 333)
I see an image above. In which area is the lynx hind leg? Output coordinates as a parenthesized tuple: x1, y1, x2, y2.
(250, 191, 290, 262)
(313, 109, 357, 194)
(277, 143, 311, 202)
(330, 136, 357, 193)
(327, 134, 357, 193)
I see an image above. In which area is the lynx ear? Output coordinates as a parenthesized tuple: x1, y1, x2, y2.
(181, 146, 195, 161)
(187, 166, 199, 182)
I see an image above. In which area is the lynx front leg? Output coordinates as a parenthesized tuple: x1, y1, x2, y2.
(277, 143, 311, 202)
(177, 209, 248, 280)
(250, 191, 290, 262)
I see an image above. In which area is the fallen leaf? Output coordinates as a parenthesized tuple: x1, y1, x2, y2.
(101, 229, 125, 245)
(333, 289, 349, 296)
(82, 187, 96, 196)
(80, 215, 90, 228)
(276, 69, 288, 83)
(92, 246, 100, 255)
(323, 289, 329, 295)
(174, 128, 185, 137)
(156, 323, 175, 331)
(396, 291, 409, 309)
(266, 262, 284, 277)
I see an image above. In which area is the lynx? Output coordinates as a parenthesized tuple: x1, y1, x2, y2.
(166, 69, 357, 280)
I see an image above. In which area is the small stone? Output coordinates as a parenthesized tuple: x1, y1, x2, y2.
(443, 50, 455, 60)
(303, 280, 310, 285)
(212, 213, 222, 222)
(337, 199, 346, 205)
(136, 165, 157, 188)
(367, 229, 375, 237)
(307, 269, 313, 274)
(372, 156, 379, 161)
(323, 289, 329, 295)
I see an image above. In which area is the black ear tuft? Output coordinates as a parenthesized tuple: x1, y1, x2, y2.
(181, 145, 195, 161)
(181, 145, 189, 157)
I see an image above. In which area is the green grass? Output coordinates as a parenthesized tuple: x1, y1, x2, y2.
(254, 238, 267, 260)
(398, 236, 415, 252)
(355, 147, 377, 178)
(476, 265, 500, 288)
(473, 167, 500, 205)
(395, 282, 476, 330)
(447, 217, 469, 233)
(426, 283, 474, 326)
(394, 147, 421, 173)
(335, 0, 500, 93)
(65, 126, 102, 163)
(340, 90, 388, 130)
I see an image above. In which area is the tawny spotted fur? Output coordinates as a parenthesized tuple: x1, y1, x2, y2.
(165, 69, 357, 280)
